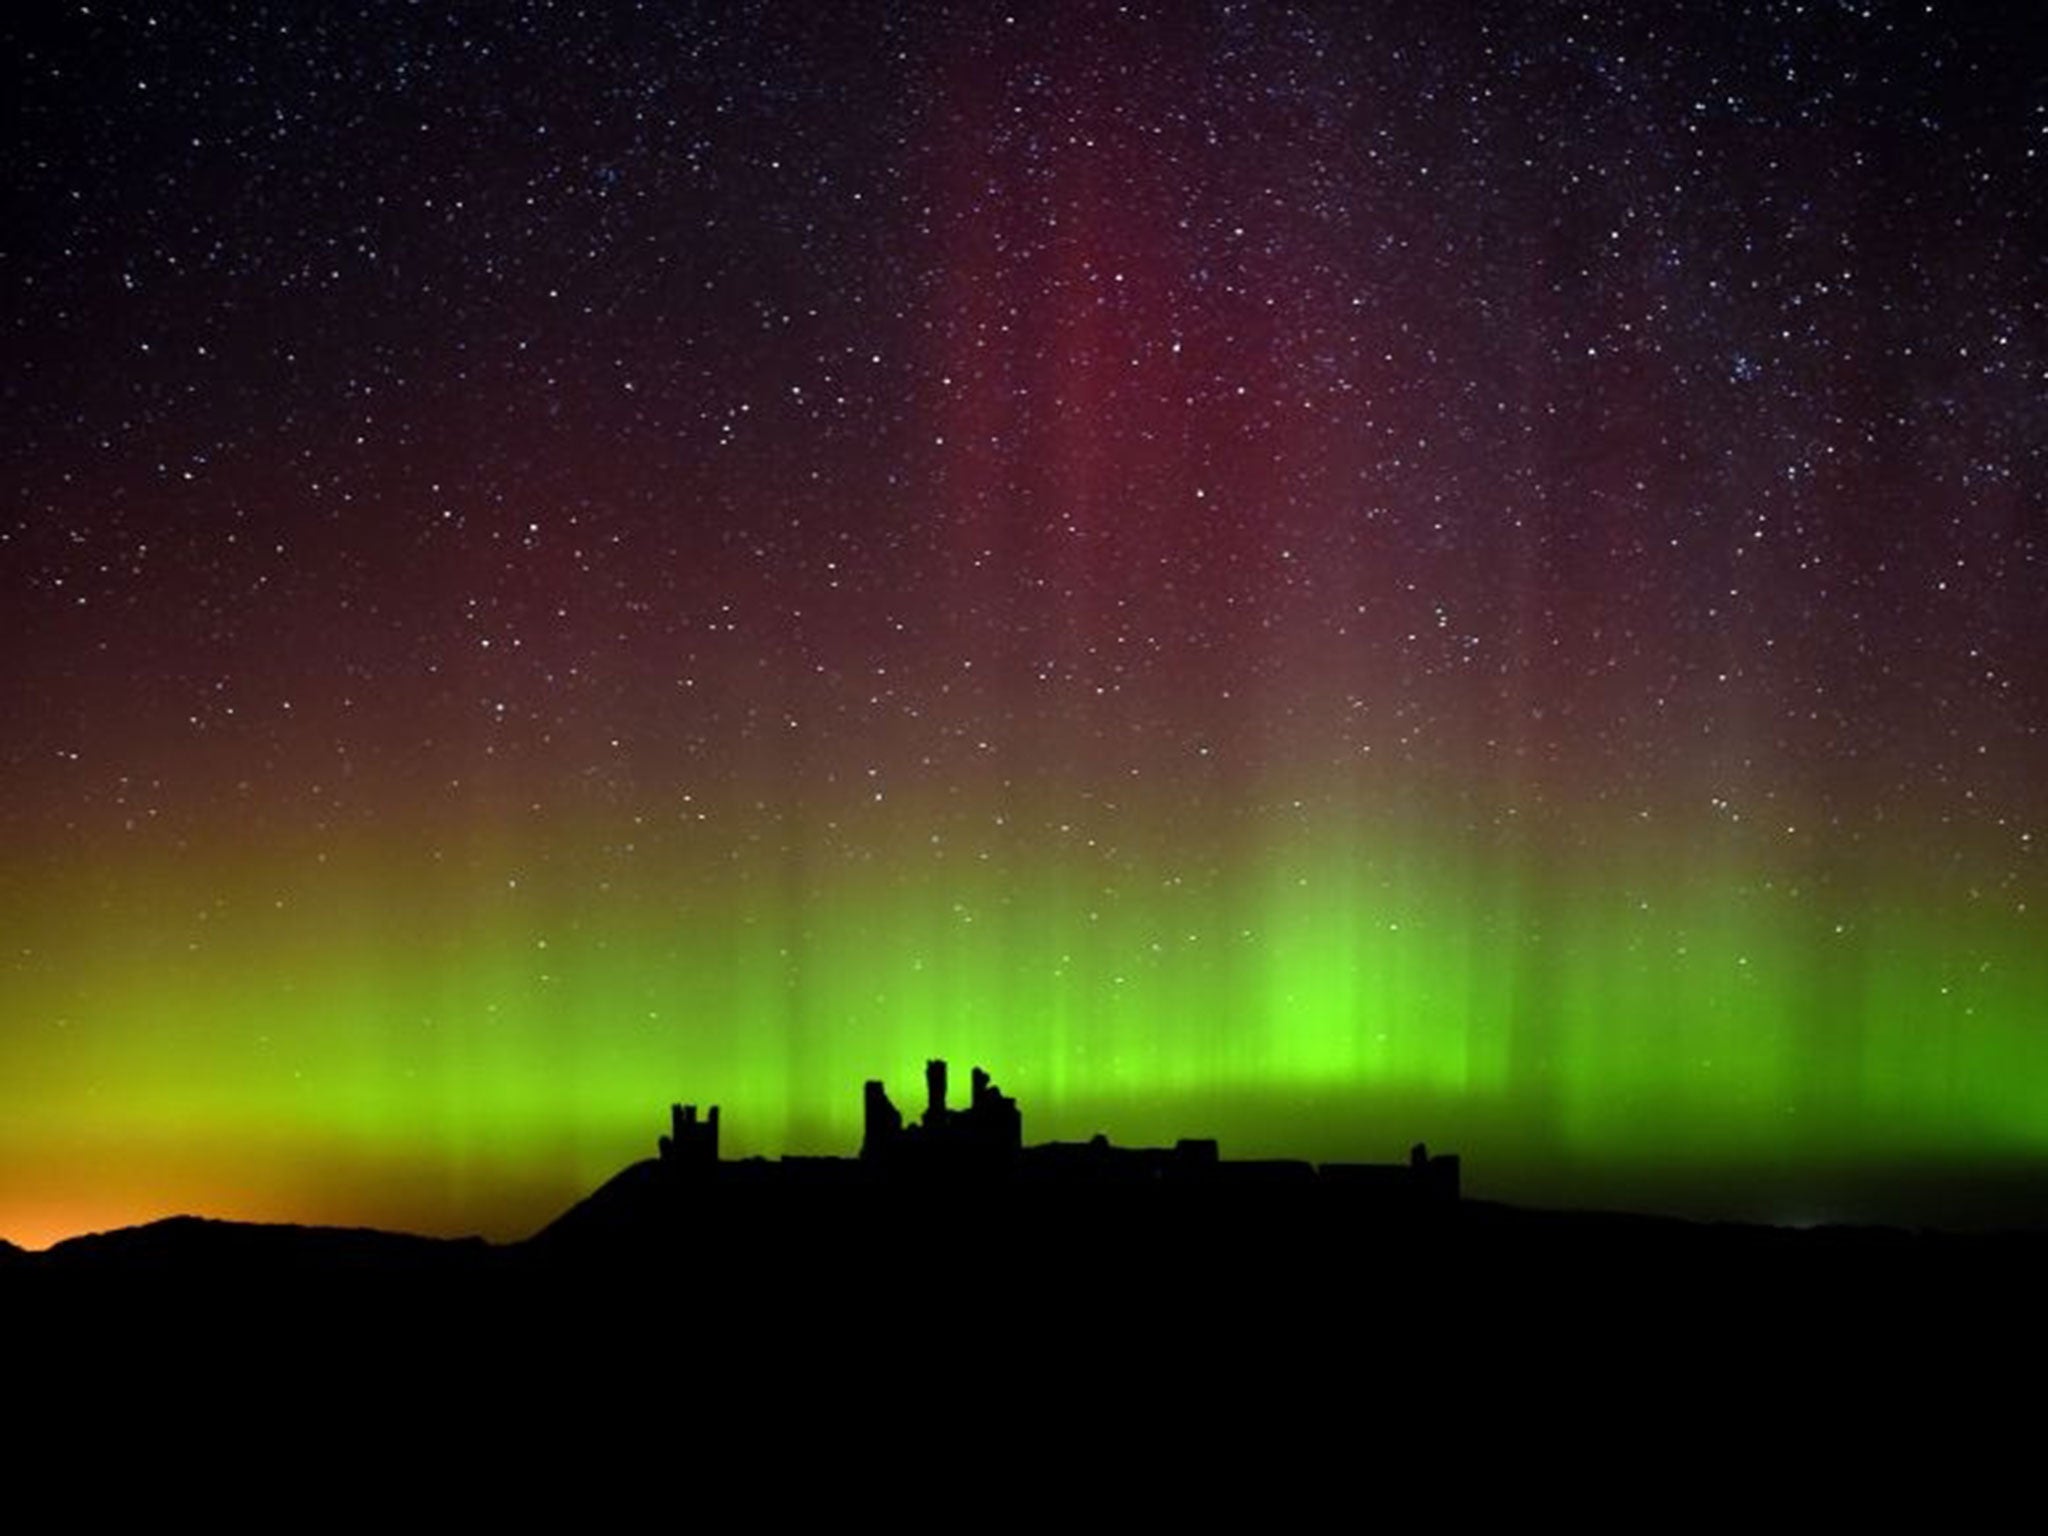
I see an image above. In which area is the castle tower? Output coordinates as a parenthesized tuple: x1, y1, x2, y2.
(659, 1102, 720, 1165)
(863, 1079, 902, 1160)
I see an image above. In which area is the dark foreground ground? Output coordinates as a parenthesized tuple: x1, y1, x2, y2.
(15, 1192, 2030, 1513)
(11, 1165, 2044, 1424)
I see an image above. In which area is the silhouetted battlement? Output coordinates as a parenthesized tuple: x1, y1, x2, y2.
(1020, 1133, 1220, 1186)
(861, 1059, 1022, 1167)
(658, 1102, 719, 1166)
(655, 1059, 1458, 1203)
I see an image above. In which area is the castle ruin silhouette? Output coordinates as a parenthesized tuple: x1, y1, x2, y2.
(655, 1058, 1460, 1202)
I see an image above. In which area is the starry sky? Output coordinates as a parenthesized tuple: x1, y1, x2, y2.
(4, 1, 2044, 1247)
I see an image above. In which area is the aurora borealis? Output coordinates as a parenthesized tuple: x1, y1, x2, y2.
(4, 2, 2043, 1249)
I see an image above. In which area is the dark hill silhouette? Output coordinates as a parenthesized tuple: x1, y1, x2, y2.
(500, 1059, 2048, 1369)
(7, 1059, 2045, 1402)
(40, 1214, 494, 1277)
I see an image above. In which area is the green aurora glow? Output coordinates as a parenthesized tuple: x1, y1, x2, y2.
(5, 798, 2041, 1246)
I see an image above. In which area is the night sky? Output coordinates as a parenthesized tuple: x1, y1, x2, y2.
(5, 1, 2043, 1248)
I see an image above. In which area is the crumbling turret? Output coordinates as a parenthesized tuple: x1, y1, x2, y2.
(659, 1102, 720, 1166)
